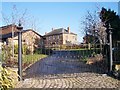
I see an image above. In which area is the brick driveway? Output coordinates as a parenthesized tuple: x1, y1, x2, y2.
(17, 73, 120, 88)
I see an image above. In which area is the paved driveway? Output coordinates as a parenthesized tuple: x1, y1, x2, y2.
(24, 51, 107, 78)
(17, 51, 120, 88)
(17, 73, 120, 88)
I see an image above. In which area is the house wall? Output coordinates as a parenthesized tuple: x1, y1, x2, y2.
(7, 30, 43, 53)
(44, 33, 77, 47)
(45, 34, 63, 47)
(62, 33, 77, 45)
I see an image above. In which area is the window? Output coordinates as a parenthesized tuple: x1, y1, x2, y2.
(73, 36, 74, 39)
(23, 40, 25, 42)
(58, 35, 59, 39)
(66, 36, 68, 39)
(53, 36, 55, 40)
(49, 37, 51, 40)
(75, 37, 77, 40)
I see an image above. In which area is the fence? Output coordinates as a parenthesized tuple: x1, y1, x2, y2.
(24, 43, 110, 78)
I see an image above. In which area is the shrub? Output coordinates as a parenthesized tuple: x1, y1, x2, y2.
(42, 48, 53, 55)
(60, 45, 66, 49)
(14, 45, 18, 54)
(0, 66, 18, 89)
(14, 44, 31, 55)
(22, 44, 31, 55)
(2, 45, 12, 62)
(113, 64, 120, 79)
(34, 48, 42, 54)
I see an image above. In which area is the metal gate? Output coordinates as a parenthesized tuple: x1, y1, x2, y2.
(1, 43, 109, 79)
(23, 44, 108, 78)
(113, 41, 120, 64)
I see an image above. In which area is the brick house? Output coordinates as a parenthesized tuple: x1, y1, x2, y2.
(0, 24, 44, 53)
(44, 27, 77, 47)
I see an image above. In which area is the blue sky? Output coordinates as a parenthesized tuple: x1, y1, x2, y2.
(1, 2, 119, 42)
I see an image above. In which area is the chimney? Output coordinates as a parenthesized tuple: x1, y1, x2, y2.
(52, 28, 54, 31)
(45, 32, 47, 35)
(67, 27, 70, 33)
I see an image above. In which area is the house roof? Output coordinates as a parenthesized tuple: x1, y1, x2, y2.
(0, 24, 18, 35)
(0, 24, 42, 40)
(22, 29, 43, 37)
(44, 28, 77, 36)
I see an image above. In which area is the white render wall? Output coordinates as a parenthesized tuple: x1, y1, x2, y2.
(62, 33, 77, 45)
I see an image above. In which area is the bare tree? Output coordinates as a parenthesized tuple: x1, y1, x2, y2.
(81, 9, 108, 52)
(2, 5, 42, 57)
(81, 10, 107, 45)
(2, 5, 28, 26)
(96, 22, 107, 45)
(2, 5, 28, 59)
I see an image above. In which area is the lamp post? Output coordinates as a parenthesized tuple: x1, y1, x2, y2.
(17, 21, 23, 81)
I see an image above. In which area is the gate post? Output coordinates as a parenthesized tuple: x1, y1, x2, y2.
(17, 21, 23, 81)
(109, 27, 113, 72)
(106, 23, 113, 73)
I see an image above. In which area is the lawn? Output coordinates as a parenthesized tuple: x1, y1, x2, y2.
(22, 54, 47, 64)
(22, 54, 48, 68)
(13, 54, 47, 68)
